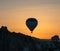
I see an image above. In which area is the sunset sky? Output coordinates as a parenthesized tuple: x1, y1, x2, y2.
(0, 0, 60, 39)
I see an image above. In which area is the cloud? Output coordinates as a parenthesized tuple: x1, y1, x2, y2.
(0, 0, 60, 6)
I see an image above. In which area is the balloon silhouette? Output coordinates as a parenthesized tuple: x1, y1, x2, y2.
(26, 18, 38, 33)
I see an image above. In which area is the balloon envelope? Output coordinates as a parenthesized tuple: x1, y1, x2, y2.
(26, 18, 38, 33)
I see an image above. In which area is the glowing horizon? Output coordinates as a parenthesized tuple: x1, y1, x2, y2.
(0, 0, 60, 39)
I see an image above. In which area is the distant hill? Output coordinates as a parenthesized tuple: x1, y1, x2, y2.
(0, 26, 60, 51)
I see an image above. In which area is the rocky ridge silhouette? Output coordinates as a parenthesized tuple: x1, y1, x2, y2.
(0, 26, 60, 51)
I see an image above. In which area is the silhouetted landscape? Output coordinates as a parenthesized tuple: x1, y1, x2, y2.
(0, 26, 60, 51)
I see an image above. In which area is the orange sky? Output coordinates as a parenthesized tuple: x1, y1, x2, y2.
(0, 0, 60, 39)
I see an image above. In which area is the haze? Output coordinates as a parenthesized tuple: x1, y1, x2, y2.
(0, 0, 60, 39)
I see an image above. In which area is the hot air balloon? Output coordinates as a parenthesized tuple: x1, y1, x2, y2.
(26, 18, 38, 33)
